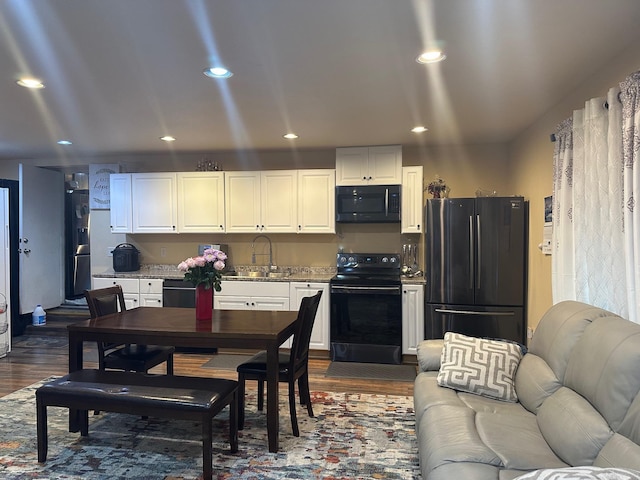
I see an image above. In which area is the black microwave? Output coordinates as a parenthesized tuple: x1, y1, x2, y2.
(335, 185, 401, 223)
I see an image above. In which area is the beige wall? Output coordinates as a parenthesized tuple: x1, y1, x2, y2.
(509, 41, 640, 331)
(84, 143, 512, 273)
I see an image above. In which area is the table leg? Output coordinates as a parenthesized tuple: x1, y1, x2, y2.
(68, 332, 83, 432)
(266, 342, 279, 453)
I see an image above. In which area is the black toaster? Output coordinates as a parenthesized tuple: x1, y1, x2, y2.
(112, 243, 140, 272)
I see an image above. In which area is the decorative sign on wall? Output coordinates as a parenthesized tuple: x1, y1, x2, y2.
(89, 164, 120, 210)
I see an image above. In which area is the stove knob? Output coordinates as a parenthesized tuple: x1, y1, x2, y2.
(338, 256, 347, 264)
(389, 257, 397, 263)
(381, 257, 388, 263)
(348, 256, 356, 264)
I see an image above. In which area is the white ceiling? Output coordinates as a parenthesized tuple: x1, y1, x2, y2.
(2, 0, 640, 160)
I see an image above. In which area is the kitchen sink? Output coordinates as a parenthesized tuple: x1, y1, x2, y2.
(267, 271, 290, 278)
(222, 270, 290, 278)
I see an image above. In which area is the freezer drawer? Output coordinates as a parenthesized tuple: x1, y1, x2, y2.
(425, 304, 524, 344)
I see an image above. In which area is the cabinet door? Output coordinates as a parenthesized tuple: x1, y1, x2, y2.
(132, 173, 177, 233)
(177, 172, 225, 233)
(335, 147, 370, 185)
(109, 174, 132, 233)
(297, 170, 335, 233)
(368, 145, 402, 185)
(224, 172, 262, 233)
(289, 282, 330, 351)
(261, 170, 297, 233)
(402, 284, 425, 355)
(401, 166, 424, 233)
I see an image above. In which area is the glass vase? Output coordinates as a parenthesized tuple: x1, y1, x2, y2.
(195, 284, 213, 321)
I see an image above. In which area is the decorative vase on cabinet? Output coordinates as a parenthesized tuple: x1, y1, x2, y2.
(195, 284, 213, 321)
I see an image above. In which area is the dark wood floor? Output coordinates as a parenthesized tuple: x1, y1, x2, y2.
(0, 314, 415, 399)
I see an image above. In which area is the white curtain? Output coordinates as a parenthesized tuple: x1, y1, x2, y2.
(621, 72, 640, 323)
(552, 71, 640, 322)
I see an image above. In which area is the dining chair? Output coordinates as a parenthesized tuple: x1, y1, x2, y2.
(236, 290, 322, 437)
(84, 286, 175, 374)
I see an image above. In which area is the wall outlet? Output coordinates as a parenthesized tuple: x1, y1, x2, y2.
(106, 247, 114, 256)
(527, 327, 534, 339)
(160, 247, 167, 258)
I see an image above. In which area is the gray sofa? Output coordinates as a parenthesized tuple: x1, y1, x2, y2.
(414, 301, 640, 479)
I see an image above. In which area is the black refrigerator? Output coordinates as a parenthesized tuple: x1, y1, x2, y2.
(424, 197, 527, 344)
(64, 187, 91, 299)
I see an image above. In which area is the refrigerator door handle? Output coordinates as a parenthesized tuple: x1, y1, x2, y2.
(435, 308, 516, 317)
(476, 214, 481, 290)
(469, 216, 474, 289)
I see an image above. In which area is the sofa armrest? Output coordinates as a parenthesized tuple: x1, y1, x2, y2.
(417, 339, 444, 372)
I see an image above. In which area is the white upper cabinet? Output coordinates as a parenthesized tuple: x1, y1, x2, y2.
(336, 145, 402, 186)
(401, 166, 424, 233)
(131, 173, 178, 233)
(297, 169, 335, 233)
(176, 172, 225, 233)
(109, 173, 132, 233)
(225, 170, 297, 233)
(261, 170, 297, 233)
(224, 172, 262, 233)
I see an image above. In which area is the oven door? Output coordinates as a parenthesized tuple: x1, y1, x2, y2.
(330, 283, 402, 364)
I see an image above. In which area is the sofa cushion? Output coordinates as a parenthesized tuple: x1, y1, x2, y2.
(437, 332, 523, 402)
(564, 316, 640, 432)
(537, 387, 613, 466)
(513, 467, 640, 479)
(595, 434, 640, 471)
(515, 353, 563, 414)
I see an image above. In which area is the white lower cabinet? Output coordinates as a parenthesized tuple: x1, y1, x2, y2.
(289, 282, 330, 351)
(92, 277, 164, 309)
(214, 281, 290, 311)
(402, 284, 424, 355)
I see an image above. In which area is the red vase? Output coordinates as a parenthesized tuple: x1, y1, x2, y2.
(195, 284, 213, 321)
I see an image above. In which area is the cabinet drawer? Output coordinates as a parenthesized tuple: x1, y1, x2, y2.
(93, 277, 139, 294)
(219, 280, 289, 297)
(140, 293, 163, 307)
(139, 279, 163, 294)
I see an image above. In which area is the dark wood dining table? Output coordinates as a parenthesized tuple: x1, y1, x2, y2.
(67, 306, 298, 453)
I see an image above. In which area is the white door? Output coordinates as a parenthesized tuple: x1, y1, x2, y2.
(19, 164, 64, 313)
(0, 188, 11, 357)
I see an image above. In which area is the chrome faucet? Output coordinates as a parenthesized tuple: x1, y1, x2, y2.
(251, 234, 273, 270)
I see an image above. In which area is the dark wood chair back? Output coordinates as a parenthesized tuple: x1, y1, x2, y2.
(289, 290, 322, 373)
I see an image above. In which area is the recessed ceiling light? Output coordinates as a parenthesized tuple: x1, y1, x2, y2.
(411, 126, 428, 133)
(57, 140, 73, 145)
(203, 67, 233, 79)
(17, 77, 45, 89)
(160, 135, 176, 142)
(283, 133, 299, 139)
(416, 50, 446, 64)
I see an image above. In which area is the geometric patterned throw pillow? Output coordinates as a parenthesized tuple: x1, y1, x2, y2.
(437, 332, 524, 402)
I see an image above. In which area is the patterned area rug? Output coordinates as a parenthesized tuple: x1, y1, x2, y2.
(0, 378, 420, 479)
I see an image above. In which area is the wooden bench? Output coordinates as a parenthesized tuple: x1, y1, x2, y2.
(36, 369, 238, 480)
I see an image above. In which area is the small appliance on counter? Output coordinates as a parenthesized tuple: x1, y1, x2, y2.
(112, 243, 140, 272)
(198, 244, 228, 256)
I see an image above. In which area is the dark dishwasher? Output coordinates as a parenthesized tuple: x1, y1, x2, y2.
(162, 279, 217, 354)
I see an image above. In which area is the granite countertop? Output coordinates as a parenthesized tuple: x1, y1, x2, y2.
(93, 265, 336, 283)
(94, 264, 425, 284)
